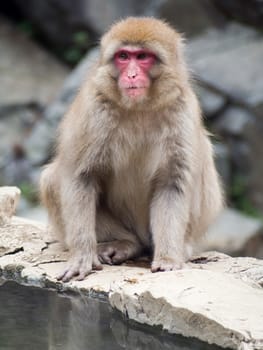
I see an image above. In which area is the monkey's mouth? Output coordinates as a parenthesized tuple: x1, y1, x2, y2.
(124, 86, 147, 97)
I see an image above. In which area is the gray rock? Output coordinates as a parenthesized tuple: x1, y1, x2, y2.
(195, 85, 226, 117)
(212, 106, 263, 211)
(212, 108, 253, 175)
(213, 142, 231, 187)
(9, 0, 160, 48)
(188, 23, 263, 211)
(0, 107, 35, 172)
(110, 258, 263, 350)
(82, 0, 161, 35)
(188, 23, 257, 61)
(240, 231, 263, 260)
(229, 138, 251, 173)
(212, 0, 263, 28)
(0, 105, 39, 185)
(17, 204, 48, 224)
(0, 186, 20, 225)
(203, 208, 263, 257)
(25, 48, 99, 165)
(24, 121, 55, 166)
(158, 0, 224, 38)
(243, 119, 263, 210)
(0, 17, 69, 107)
(0, 216, 47, 258)
(0, 216, 263, 350)
(188, 23, 263, 114)
(213, 107, 254, 136)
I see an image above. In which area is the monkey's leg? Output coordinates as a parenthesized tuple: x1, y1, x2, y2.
(96, 211, 143, 265)
(56, 176, 102, 282)
(40, 164, 64, 241)
(191, 139, 223, 239)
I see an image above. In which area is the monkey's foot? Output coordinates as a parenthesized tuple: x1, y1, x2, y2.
(97, 240, 141, 265)
(57, 252, 102, 282)
(151, 257, 184, 272)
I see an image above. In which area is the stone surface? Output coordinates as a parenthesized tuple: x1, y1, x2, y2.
(0, 215, 263, 349)
(203, 208, 263, 257)
(17, 204, 48, 223)
(242, 118, 263, 211)
(213, 107, 254, 136)
(240, 231, 263, 260)
(195, 85, 226, 118)
(9, 0, 224, 43)
(0, 106, 36, 184)
(0, 17, 69, 183)
(213, 142, 231, 187)
(0, 17, 69, 107)
(81, 0, 160, 35)
(212, 105, 263, 212)
(25, 48, 99, 165)
(110, 263, 263, 350)
(0, 186, 20, 225)
(188, 23, 263, 114)
(187, 22, 263, 213)
(6, 0, 159, 48)
(155, 0, 223, 38)
(212, 0, 263, 28)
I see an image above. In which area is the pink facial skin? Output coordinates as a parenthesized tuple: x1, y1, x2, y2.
(114, 48, 157, 98)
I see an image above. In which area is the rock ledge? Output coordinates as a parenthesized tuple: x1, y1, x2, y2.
(0, 188, 263, 350)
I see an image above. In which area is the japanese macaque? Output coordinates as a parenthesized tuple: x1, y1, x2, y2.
(40, 17, 223, 282)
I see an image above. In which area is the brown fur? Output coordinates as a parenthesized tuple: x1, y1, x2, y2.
(40, 17, 223, 281)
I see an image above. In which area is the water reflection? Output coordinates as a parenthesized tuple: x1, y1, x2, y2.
(0, 280, 226, 350)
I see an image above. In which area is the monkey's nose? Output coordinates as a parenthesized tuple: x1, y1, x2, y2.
(127, 61, 139, 79)
(127, 71, 137, 79)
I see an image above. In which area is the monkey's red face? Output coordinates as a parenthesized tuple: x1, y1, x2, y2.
(114, 47, 157, 99)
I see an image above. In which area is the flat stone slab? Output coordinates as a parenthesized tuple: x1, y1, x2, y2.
(0, 186, 21, 225)
(188, 23, 263, 113)
(0, 17, 69, 107)
(204, 208, 263, 256)
(0, 216, 263, 349)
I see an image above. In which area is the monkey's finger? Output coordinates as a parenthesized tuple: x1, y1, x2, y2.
(75, 270, 91, 281)
(57, 270, 69, 281)
(75, 260, 102, 281)
(98, 252, 113, 265)
(92, 257, 103, 270)
(97, 245, 116, 264)
(111, 251, 128, 264)
(151, 260, 183, 272)
(58, 267, 80, 282)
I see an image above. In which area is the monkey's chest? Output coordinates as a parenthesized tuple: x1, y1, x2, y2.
(108, 153, 150, 213)
(105, 142, 160, 238)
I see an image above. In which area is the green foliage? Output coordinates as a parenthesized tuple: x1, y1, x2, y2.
(230, 175, 262, 218)
(63, 48, 83, 64)
(63, 31, 91, 65)
(73, 31, 90, 47)
(18, 21, 35, 37)
(17, 21, 91, 65)
(19, 183, 38, 204)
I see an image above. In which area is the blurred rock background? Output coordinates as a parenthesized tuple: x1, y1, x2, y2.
(0, 0, 263, 258)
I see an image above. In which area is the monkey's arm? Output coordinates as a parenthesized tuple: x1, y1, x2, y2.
(150, 127, 194, 271)
(150, 182, 191, 271)
(57, 175, 102, 282)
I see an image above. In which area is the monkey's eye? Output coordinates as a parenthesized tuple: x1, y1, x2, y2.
(137, 52, 148, 60)
(118, 51, 129, 60)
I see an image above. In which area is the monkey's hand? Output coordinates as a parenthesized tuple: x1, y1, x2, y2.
(151, 256, 185, 272)
(57, 251, 102, 282)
